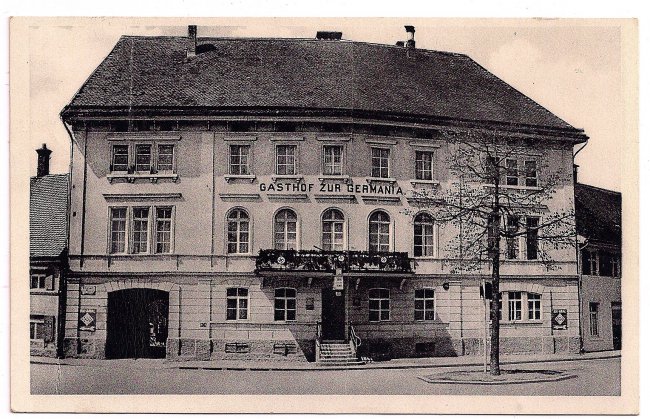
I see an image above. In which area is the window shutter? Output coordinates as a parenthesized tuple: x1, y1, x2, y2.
(43, 316, 55, 342)
(45, 275, 55, 291)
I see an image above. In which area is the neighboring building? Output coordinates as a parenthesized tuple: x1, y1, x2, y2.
(575, 181, 622, 352)
(30, 144, 69, 357)
(59, 26, 587, 362)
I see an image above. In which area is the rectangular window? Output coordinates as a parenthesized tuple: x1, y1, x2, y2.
(323, 145, 343, 175)
(526, 217, 539, 260)
(229, 145, 250, 175)
(506, 159, 518, 186)
(30, 274, 46, 290)
(612, 255, 621, 277)
(414, 288, 435, 321)
(508, 291, 522, 321)
(415, 151, 434, 180)
(110, 207, 127, 254)
(135, 144, 152, 173)
(506, 216, 519, 259)
(132, 207, 150, 254)
(524, 160, 538, 187)
(276, 145, 297, 175)
(226, 288, 249, 320)
(369, 288, 390, 322)
(155, 207, 173, 254)
(157, 144, 175, 172)
(111, 144, 129, 172)
(589, 302, 599, 336)
(527, 293, 541, 320)
(371, 147, 390, 178)
(274, 288, 297, 321)
(30, 315, 44, 340)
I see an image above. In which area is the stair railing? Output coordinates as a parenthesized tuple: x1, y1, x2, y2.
(315, 321, 322, 362)
(348, 323, 361, 357)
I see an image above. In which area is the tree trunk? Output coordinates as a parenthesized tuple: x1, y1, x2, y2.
(489, 237, 501, 375)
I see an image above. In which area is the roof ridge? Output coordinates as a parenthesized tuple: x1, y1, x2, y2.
(576, 182, 621, 196)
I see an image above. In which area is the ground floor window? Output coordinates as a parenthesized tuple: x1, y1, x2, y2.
(369, 288, 390, 322)
(274, 288, 297, 321)
(589, 302, 599, 336)
(501, 291, 543, 322)
(414, 288, 435, 321)
(226, 288, 249, 320)
(30, 315, 54, 342)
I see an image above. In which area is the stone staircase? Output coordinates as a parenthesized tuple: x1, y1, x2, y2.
(318, 340, 364, 366)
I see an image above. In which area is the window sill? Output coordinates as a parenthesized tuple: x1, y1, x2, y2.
(500, 320, 544, 326)
(225, 174, 256, 183)
(318, 175, 351, 183)
(272, 175, 304, 182)
(107, 173, 178, 183)
(481, 184, 542, 192)
(409, 179, 439, 187)
(30, 290, 58, 295)
(366, 177, 396, 184)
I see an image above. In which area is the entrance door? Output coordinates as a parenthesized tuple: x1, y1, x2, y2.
(611, 302, 622, 350)
(106, 288, 169, 359)
(321, 288, 346, 340)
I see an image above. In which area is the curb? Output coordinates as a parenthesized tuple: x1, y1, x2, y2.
(31, 352, 621, 372)
(417, 372, 579, 385)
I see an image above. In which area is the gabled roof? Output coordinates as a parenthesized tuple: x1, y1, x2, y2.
(30, 174, 69, 258)
(62, 36, 586, 139)
(575, 183, 621, 247)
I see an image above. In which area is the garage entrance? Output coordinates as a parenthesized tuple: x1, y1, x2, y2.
(106, 288, 169, 359)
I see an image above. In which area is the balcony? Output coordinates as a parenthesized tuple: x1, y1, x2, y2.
(255, 249, 413, 274)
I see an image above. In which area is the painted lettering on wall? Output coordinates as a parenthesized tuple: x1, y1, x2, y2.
(259, 182, 404, 195)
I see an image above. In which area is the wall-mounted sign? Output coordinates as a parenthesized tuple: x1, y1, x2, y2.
(259, 181, 404, 196)
(78, 309, 97, 332)
(305, 297, 314, 310)
(333, 275, 344, 290)
(80, 285, 96, 295)
(552, 309, 568, 330)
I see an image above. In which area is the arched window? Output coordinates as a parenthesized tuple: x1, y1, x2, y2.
(227, 209, 250, 254)
(369, 211, 391, 252)
(322, 209, 345, 251)
(414, 212, 435, 257)
(274, 209, 298, 250)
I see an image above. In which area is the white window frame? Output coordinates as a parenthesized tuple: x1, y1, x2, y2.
(226, 208, 251, 254)
(524, 159, 538, 187)
(589, 302, 599, 336)
(527, 292, 542, 320)
(109, 206, 129, 255)
(370, 147, 391, 178)
(506, 158, 519, 186)
(229, 144, 251, 176)
(369, 288, 391, 322)
(155, 142, 176, 174)
(107, 137, 179, 176)
(226, 288, 249, 321)
(413, 212, 436, 257)
(274, 208, 299, 250)
(274, 288, 297, 322)
(154, 206, 175, 254)
(29, 315, 45, 340)
(321, 208, 346, 251)
(368, 210, 392, 252)
(414, 288, 435, 321)
(275, 144, 298, 176)
(131, 206, 151, 254)
(111, 144, 130, 173)
(322, 144, 344, 176)
(507, 291, 523, 321)
(500, 291, 543, 323)
(415, 150, 434, 181)
(134, 144, 153, 174)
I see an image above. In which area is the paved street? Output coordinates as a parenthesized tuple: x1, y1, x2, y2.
(31, 356, 620, 395)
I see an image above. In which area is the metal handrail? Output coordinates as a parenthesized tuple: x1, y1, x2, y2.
(348, 323, 361, 355)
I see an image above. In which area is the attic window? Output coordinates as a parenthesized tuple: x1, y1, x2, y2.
(196, 44, 217, 54)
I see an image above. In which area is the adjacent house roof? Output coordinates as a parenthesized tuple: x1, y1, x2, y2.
(30, 174, 69, 258)
(575, 183, 621, 247)
(61, 36, 586, 139)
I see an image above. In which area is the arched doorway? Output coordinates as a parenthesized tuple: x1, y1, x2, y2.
(106, 288, 169, 359)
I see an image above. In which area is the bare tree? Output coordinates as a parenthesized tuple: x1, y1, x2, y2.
(409, 129, 576, 375)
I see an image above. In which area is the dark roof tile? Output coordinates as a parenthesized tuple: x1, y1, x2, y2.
(575, 183, 621, 246)
(30, 174, 69, 258)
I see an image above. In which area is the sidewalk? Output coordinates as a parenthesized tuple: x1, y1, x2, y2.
(31, 350, 620, 371)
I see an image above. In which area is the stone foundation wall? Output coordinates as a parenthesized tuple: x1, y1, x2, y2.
(166, 338, 314, 362)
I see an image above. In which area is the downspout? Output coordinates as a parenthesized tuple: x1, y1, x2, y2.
(573, 138, 588, 352)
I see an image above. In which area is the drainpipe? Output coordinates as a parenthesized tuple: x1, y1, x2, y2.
(573, 138, 588, 353)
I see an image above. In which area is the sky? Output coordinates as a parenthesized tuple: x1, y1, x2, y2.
(26, 17, 627, 192)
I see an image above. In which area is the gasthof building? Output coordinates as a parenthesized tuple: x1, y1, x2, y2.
(60, 26, 588, 362)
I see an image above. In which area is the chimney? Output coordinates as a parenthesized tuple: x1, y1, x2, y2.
(404, 25, 416, 48)
(36, 143, 52, 178)
(187, 25, 197, 57)
(316, 31, 342, 41)
(573, 164, 579, 184)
